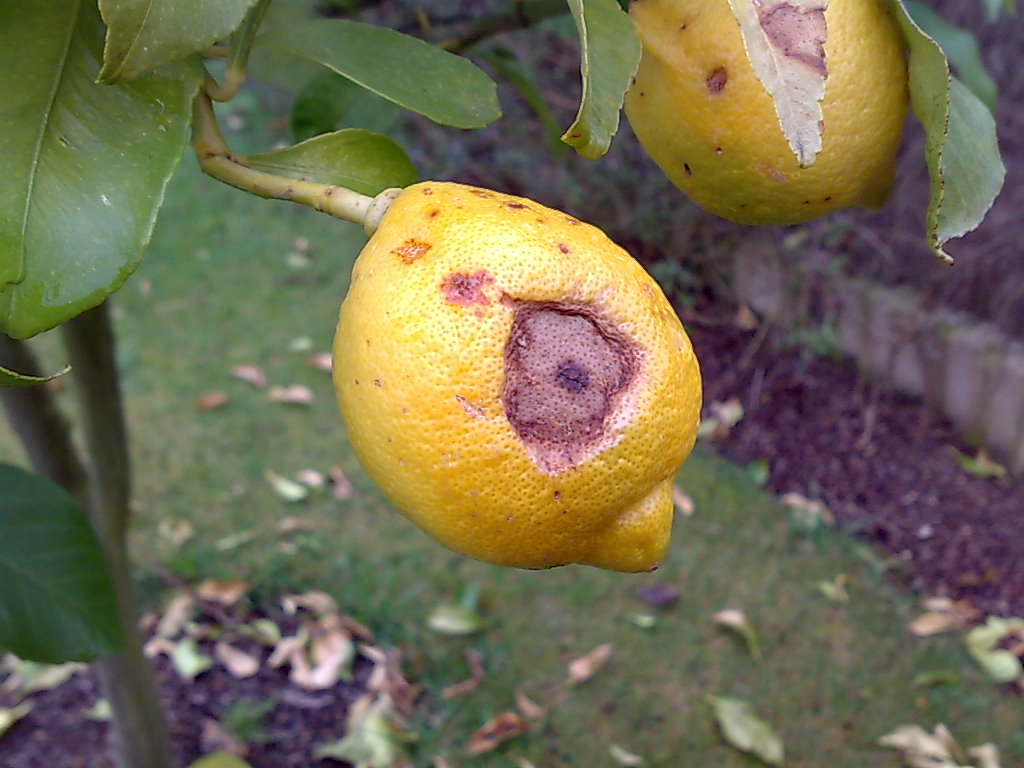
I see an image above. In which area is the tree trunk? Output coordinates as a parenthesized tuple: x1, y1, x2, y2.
(62, 303, 173, 768)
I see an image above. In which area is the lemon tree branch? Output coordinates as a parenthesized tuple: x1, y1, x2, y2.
(191, 90, 399, 234)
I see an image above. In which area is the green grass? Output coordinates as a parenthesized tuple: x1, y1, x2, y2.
(2, 144, 1022, 767)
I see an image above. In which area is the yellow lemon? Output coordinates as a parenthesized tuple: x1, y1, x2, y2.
(333, 182, 701, 571)
(624, 0, 908, 225)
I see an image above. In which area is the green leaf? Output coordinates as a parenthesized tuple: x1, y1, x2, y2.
(0, 361, 70, 389)
(886, 0, 1005, 262)
(292, 70, 405, 143)
(0, 463, 121, 663)
(709, 696, 785, 766)
(904, 2, 998, 111)
(243, 129, 418, 197)
(0, 1, 202, 339)
(98, 0, 257, 82)
(561, 0, 641, 159)
(260, 18, 500, 129)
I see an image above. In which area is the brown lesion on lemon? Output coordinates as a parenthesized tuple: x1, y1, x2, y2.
(440, 270, 495, 307)
(705, 66, 728, 94)
(393, 239, 432, 264)
(757, 3, 827, 77)
(502, 301, 640, 474)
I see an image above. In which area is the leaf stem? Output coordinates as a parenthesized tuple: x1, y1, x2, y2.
(191, 90, 399, 233)
(204, 0, 270, 102)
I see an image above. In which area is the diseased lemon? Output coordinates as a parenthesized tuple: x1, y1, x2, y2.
(333, 182, 702, 571)
(624, 0, 908, 225)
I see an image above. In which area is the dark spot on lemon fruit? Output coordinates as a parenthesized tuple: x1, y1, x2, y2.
(706, 66, 728, 94)
(440, 270, 495, 307)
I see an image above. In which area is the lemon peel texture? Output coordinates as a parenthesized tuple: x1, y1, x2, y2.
(333, 181, 702, 572)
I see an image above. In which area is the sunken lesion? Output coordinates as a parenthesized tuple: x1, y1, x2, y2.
(758, 3, 827, 77)
(501, 301, 640, 474)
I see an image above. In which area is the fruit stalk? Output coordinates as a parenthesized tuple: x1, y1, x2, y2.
(191, 90, 398, 233)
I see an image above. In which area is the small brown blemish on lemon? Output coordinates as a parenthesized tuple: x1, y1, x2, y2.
(502, 301, 639, 475)
(706, 66, 728, 94)
(507, 202, 528, 211)
(558, 243, 571, 254)
(455, 393, 487, 419)
(440, 270, 495, 308)
(393, 239, 432, 264)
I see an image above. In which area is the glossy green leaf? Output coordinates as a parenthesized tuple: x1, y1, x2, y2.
(0, 360, 70, 389)
(243, 129, 417, 197)
(887, 0, 1005, 262)
(562, 0, 641, 159)
(904, 2, 997, 111)
(260, 19, 500, 129)
(292, 70, 405, 143)
(98, 0, 257, 82)
(0, 1, 201, 339)
(0, 463, 121, 663)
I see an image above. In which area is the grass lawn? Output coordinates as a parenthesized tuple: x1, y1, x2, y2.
(2, 145, 1022, 766)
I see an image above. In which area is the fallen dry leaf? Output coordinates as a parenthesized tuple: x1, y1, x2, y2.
(329, 466, 355, 500)
(909, 597, 981, 637)
(196, 580, 250, 607)
(308, 352, 333, 372)
(363, 645, 420, 715)
(781, 491, 835, 527)
(698, 398, 745, 440)
(276, 516, 319, 535)
(734, 303, 759, 331)
(267, 384, 315, 406)
(155, 593, 196, 639)
(214, 642, 260, 679)
(514, 690, 545, 721)
(672, 485, 695, 517)
(465, 711, 529, 756)
(197, 391, 230, 411)
(296, 469, 325, 488)
(442, 648, 486, 699)
(282, 591, 337, 617)
(231, 364, 267, 388)
(567, 643, 613, 686)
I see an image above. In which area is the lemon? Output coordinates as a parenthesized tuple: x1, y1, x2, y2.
(333, 182, 701, 571)
(624, 0, 908, 225)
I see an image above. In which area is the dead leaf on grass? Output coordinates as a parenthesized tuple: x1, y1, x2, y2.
(172, 637, 214, 681)
(514, 690, 546, 721)
(781, 491, 835, 528)
(265, 470, 309, 503)
(697, 398, 744, 440)
(197, 391, 230, 411)
(909, 598, 980, 637)
(296, 469, 326, 488)
(709, 695, 784, 766)
(315, 693, 405, 768)
(672, 485, 695, 516)
(363, 645, 420, 715)
(231, 364, 267, 389)
(267, 384, 315, 406)
(309, 352, 333, 372)
(965, 616, 1024, 683)
(329, 466, 355, 500)
(0, 656, 84, 699)
(879, 723, 1001, 768)
(276, 516, 319, 535)
(609, 743, 646, 767)
(282, 591, 337, 617)
(567, 643, 613, 686)
(713, 609, 762, 661)
(155, 592, 196, 639)
(215, 642, 260, 679)
(197, 580, 250, 607)
(465, 711, 529, 756)
(442, 648, 486, 700)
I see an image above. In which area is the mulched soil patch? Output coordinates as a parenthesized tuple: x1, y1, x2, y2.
(685, 306, 1024, 620)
